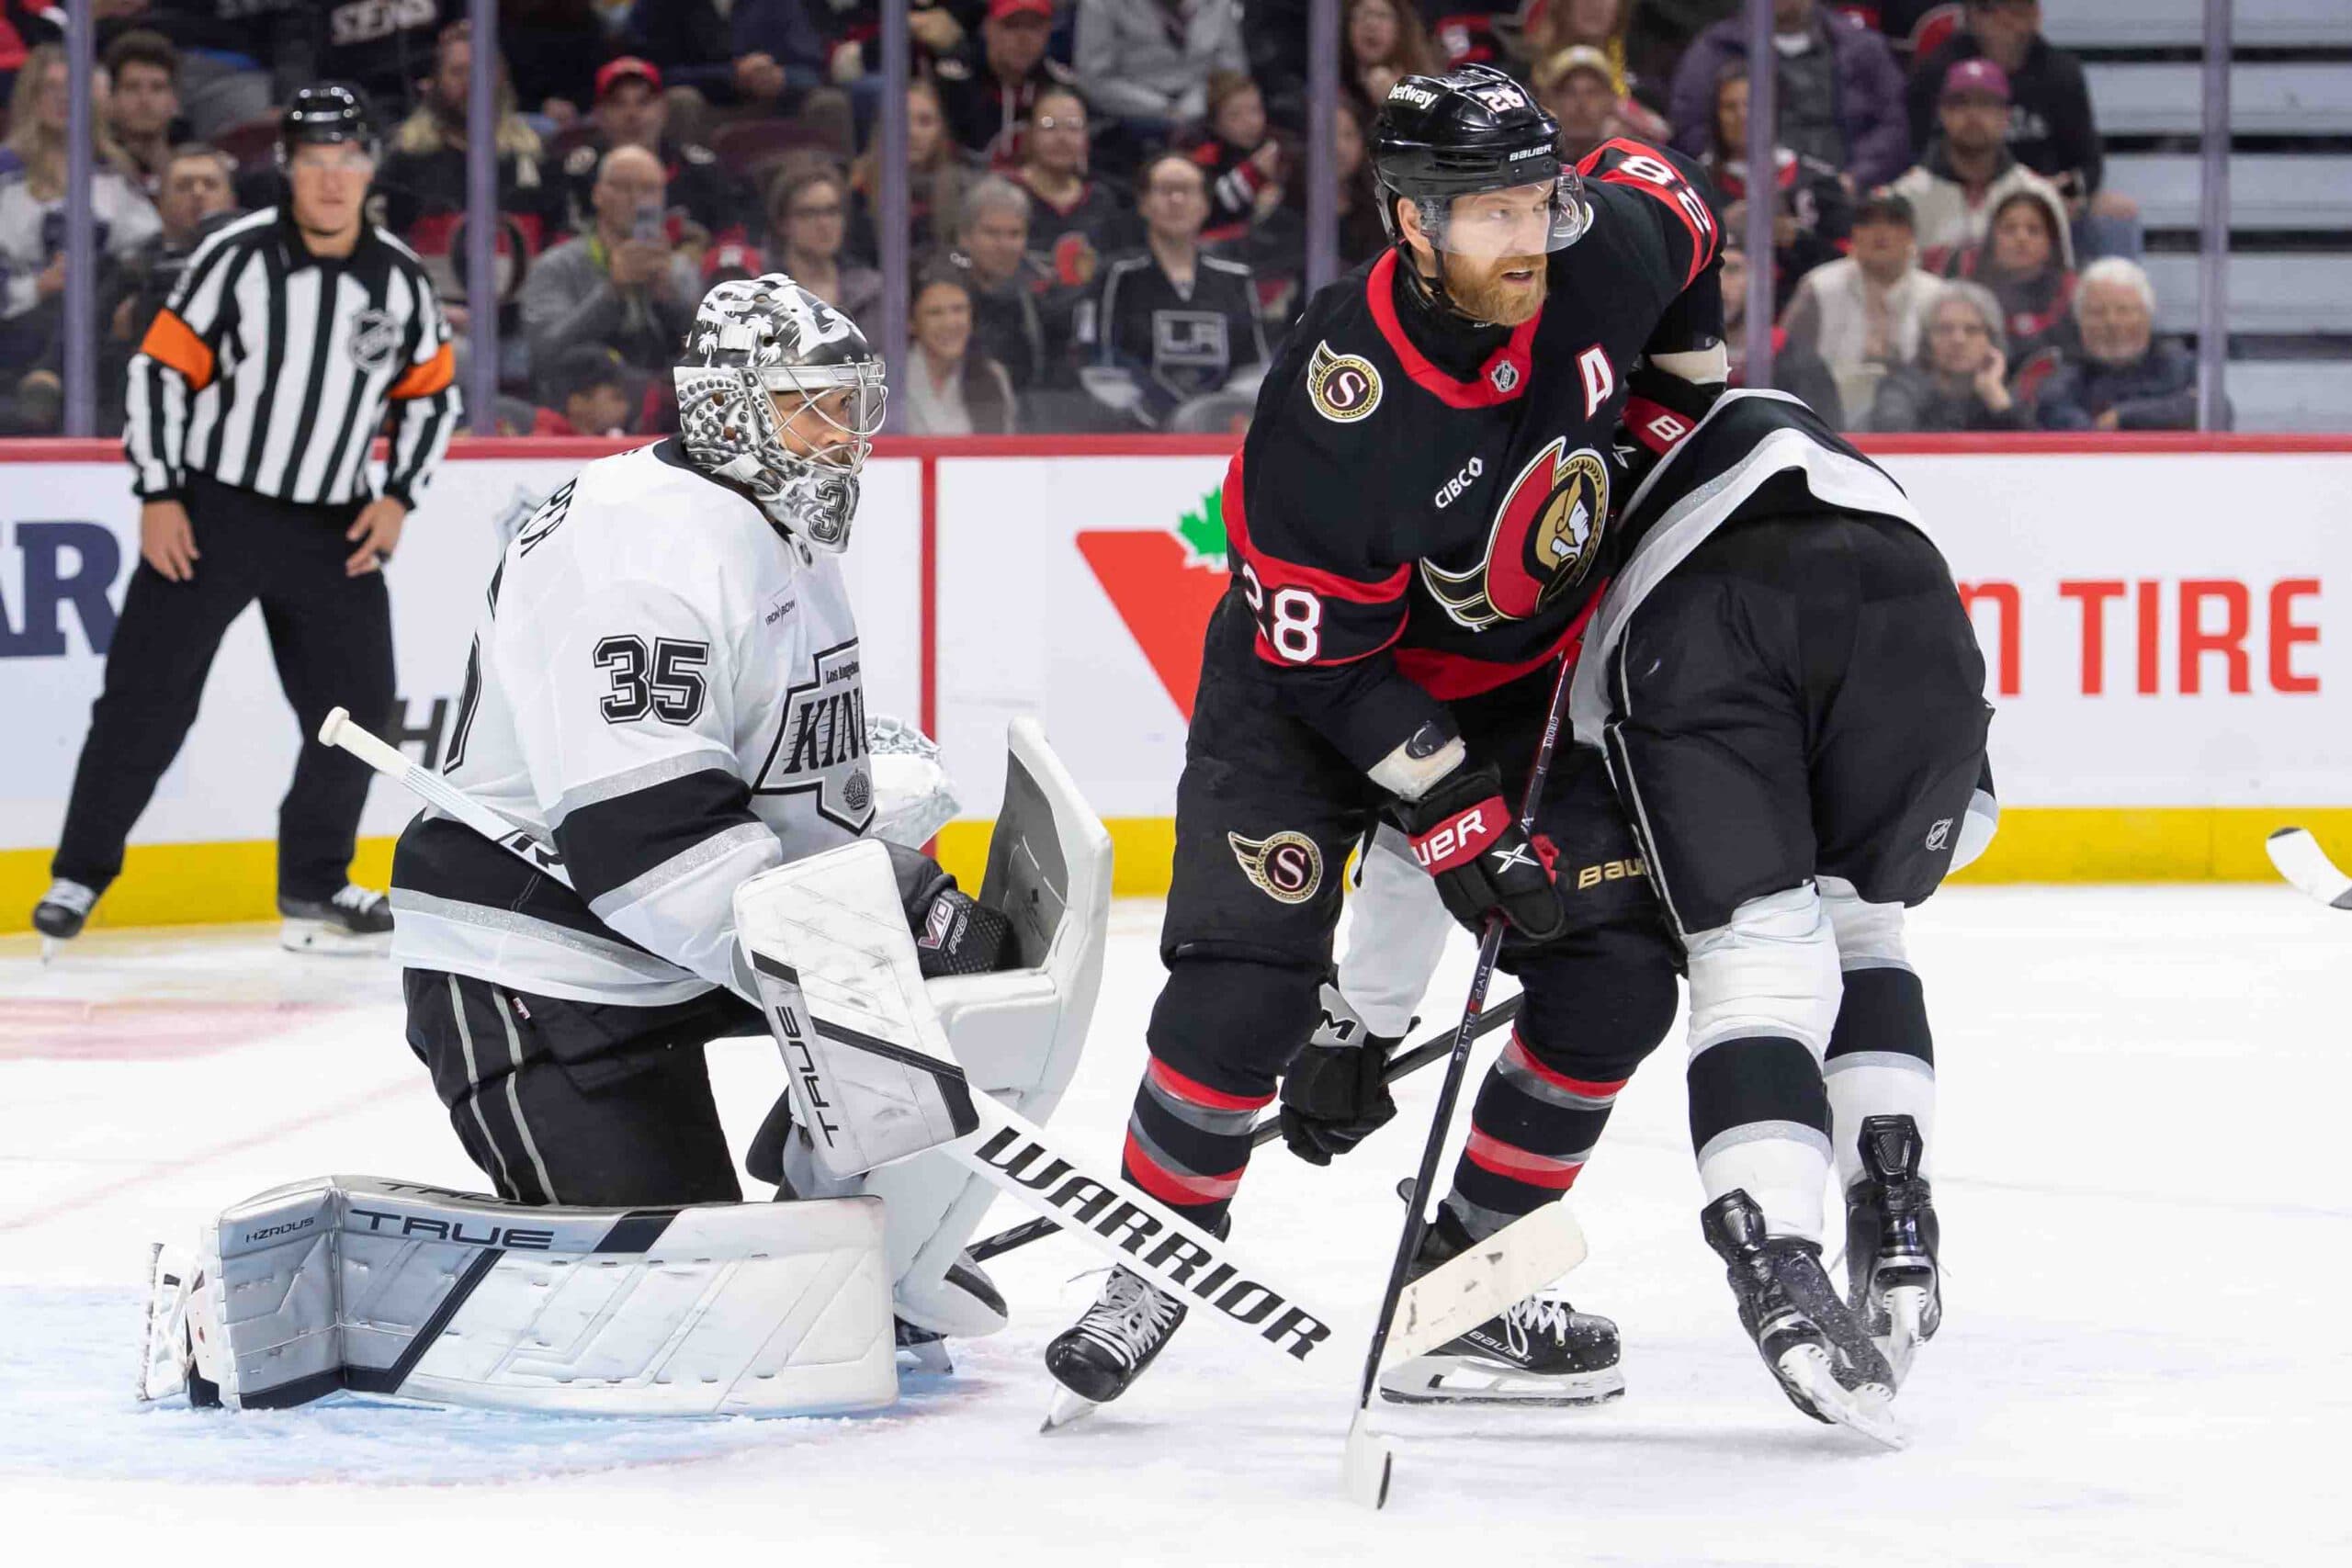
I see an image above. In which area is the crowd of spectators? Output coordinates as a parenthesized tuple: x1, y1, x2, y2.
(0, 0, 2202, 437)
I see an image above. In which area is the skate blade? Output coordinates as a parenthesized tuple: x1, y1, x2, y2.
(280, 919, 390, 956)
(1778, 1343, 1905, 1450)
(1878, 1286, 1929, 1388)
(1040, 1384, 1099, 1433)
(40, 935, 61, 964)
(1341, 1411, 1394, 1510)
(1378, 1353, 1624, 1407)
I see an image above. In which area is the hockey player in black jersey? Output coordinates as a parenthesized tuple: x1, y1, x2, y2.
(1046, 64, 1729, 1421)
(1560, 387, 1991, 1443)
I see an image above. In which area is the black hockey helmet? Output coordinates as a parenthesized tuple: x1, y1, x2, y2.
(278, 83, 378, 166)
(1370, 63, 1590, 257)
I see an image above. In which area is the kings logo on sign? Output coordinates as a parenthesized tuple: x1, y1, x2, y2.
(1306, 340, 1382, 423)
(1420, 438, 1610, 631)
(753, 638, 875, 832)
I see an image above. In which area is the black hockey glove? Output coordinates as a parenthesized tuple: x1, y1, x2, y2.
(1279, 1008, 1403, 1167)
(882, 840, 1021, 977)
(1390, 762, 1566, 941)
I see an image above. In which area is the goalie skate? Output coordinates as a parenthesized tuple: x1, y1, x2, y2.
(1844, 1114, 1941, 1386)
(1702, 1190, 1902, 1449)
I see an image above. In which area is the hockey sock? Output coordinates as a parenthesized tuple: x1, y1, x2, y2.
(1120, 1054, 1272, 1234)
(1689, 1036, 1834, 1241)
(1824, 964, 1936, 1190)
(1441, 1030, 1628, 1241)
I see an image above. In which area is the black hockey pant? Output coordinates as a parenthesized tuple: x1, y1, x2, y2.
(403, 968, 764, 1207)
(51, 472, 395, 904)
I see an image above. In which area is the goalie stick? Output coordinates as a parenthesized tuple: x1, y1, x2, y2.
(1342, 653, 1589, 1511)
(2267, 827, 2352, 909)
(966, 994, 1525, 1265)
(320, 707, 1549, 1382)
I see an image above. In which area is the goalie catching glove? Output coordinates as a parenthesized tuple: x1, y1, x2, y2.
(1391, 761, 1566, 941)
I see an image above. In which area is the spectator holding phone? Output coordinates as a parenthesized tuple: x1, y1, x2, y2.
(1862, 277, 2029, 431)
(521, 144, 697, 399)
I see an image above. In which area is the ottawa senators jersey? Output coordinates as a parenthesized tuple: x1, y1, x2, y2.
(1221, 140, 1722, 775)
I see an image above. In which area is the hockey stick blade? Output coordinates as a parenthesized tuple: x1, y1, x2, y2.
(1341, 1411, 1394, 1509)
(2267, 827, 2352, 909)
(965, 993, 1525, 1264)
(1380, 1200, 1588, 1367)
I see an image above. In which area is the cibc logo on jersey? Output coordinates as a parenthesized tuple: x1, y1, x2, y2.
(752, 638, 875, 832)
(1420, 437, 1610, 631)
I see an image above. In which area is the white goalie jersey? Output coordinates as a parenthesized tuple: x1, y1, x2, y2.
(390, 438, 876, 1007)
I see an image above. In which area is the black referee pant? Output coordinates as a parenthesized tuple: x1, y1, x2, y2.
(52, 471, 395, 905)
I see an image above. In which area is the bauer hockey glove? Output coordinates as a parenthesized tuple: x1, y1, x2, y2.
(1279, 995, 1402, 1167)
(1391, 762, 1566, 941)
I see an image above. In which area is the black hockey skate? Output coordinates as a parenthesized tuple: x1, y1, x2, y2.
(1379, 1206, 1623, 1406)
(1041, 1266, 1188, 1431)
(1702, 1189, 1903, 1448)
(1843, 1114, 1940, 1386)
(278, 884, 393, 953)
(31, 878, 96, 960)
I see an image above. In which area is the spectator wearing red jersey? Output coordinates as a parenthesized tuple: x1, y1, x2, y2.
(1183, 70, 1283, 244)
(1699, 61, 1852, 314)
(1942, 184, 2072, 370)
(1012, 85, 1133, 291)
(376, 23, 565, 270)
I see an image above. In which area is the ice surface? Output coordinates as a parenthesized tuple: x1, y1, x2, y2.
(3, 888, 2346, 1564)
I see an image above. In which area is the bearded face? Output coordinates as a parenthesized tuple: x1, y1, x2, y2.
(1440, 247, 1550, 325)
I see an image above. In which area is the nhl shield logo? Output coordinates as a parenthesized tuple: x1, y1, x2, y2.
(347, 307, 401, 374)
(1488, 358, 1521, 395)
(1228, 830, 1324, 904)
(1306, 340, 1382, 423)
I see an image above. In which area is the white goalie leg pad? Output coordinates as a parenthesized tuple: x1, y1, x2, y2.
(868, 718, 1114, 1336)
(1688, 884, 1843, 1242)
(152, 1176, 897, 1415)
(736, 840, 980, 1182)
(1338, 825, 1453, 1039)
(1820, 875, 1937, 1190)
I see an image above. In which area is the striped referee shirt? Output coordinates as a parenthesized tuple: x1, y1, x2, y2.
(124, 207, 460, 510)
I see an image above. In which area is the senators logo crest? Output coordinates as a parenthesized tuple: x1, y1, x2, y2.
(1421, 438, 1610, 631)
(1227, 830, 1324, 904)
(1306, 340, 1382, 423)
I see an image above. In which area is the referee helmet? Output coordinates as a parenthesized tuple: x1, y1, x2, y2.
(279, 83, 379, 166)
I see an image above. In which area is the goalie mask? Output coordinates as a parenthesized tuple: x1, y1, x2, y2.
(677, 273, 887, 553)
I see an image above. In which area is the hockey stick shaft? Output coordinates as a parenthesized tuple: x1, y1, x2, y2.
(1350, 655, 1580, 1417)
(318, 706, 575, 889)
(966, 991, 1526, 1265)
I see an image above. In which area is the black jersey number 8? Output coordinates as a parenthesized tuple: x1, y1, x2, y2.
(594, 635, 710, 724)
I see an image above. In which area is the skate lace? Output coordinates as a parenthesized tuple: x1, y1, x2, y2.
(1500, 1296, 1573, 1358)
(331, 885, 383, 914)
(1072, 1269, 1180, 1369)
(41, 880, 96, 916)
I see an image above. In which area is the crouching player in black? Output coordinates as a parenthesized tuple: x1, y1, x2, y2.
(1044, 63, 1732, 1424)
(1575, 387, 1995, 1442)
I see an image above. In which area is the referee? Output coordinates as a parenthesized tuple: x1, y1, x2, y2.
(32, 84, 460, 955)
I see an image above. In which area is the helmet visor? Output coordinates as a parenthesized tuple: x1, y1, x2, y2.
(1412, 177, 1590, 259)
